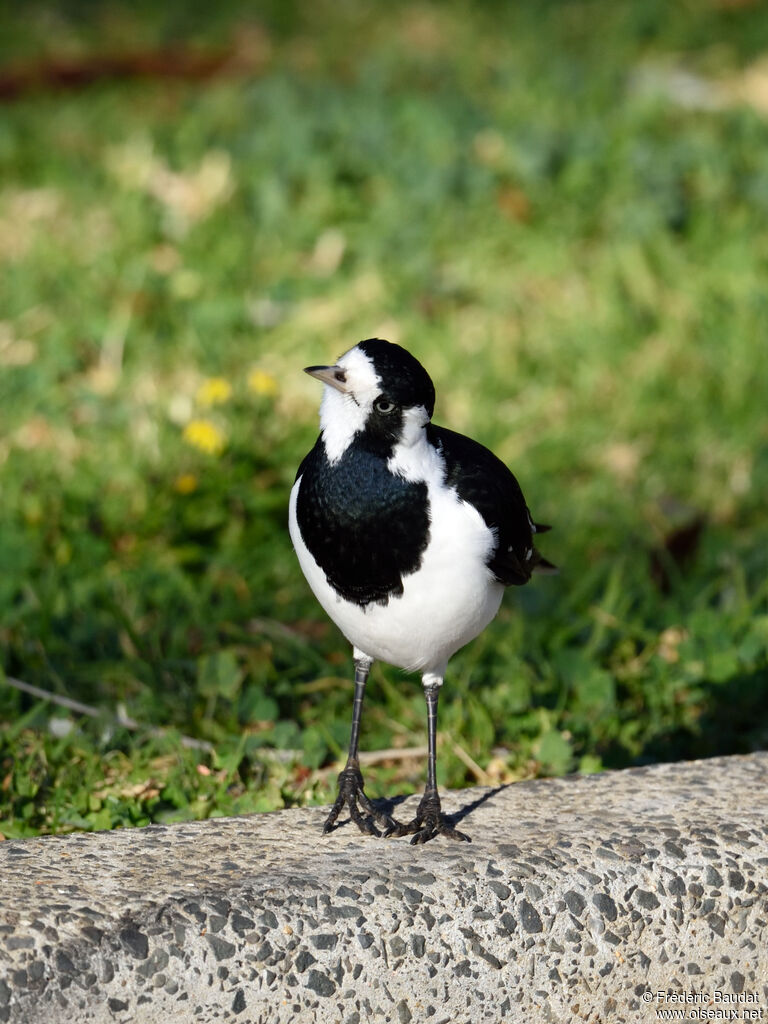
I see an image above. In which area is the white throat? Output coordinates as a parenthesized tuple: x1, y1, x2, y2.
(318, 347, 381, 463)
(319, 387, 368, 463)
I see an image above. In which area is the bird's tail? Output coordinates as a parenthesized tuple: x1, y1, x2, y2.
(533, 553, 558, 575)
(532, 521, 557, 574)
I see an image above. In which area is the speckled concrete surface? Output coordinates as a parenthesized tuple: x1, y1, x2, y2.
(2, 754, 768, 1024)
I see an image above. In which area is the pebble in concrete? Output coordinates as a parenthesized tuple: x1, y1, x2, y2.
(1, 753, 768, 1023)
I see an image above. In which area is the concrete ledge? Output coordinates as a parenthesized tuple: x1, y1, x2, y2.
(2, 753, 768, 1023)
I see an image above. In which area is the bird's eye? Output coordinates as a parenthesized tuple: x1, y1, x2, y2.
(334, 370, 346, 383)
(374, 397, 396, 414)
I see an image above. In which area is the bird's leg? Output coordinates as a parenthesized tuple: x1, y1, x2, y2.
(396, 679, 471, 845)
(323, 655, 400, 838)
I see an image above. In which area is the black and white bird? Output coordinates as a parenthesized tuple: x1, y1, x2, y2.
(289, 338, 554, 844)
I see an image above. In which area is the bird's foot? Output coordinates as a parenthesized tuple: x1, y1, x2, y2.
(390, 788, 471, 845)
(323, 762, 401, 838)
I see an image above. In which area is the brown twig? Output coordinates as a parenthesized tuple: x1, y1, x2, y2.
(3, 674, 214, 752)
(0, 40, 267, 102)
(449, 738, 492, 785)
(358, 745, 429, 767)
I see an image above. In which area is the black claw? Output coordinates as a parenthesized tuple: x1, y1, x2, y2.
(409, 822, 471, 845)
(322, 763, 401, 838)
(397, 788, 472, 845)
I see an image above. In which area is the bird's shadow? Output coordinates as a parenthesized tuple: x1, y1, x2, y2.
(445, 783, 511, 825)
(369, 783, 511, 831)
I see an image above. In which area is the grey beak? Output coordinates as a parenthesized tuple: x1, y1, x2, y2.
(304, 365, 348, 393)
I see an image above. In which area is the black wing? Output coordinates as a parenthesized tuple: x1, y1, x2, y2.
(428, 424, 555, 586)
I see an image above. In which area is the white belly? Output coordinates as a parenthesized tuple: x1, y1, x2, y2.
(289, 476, 504, 677)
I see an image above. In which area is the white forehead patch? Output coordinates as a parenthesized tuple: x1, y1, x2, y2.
(319, 346, 381, 463)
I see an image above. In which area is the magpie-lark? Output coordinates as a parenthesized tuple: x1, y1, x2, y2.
(289, 338, 554, 844)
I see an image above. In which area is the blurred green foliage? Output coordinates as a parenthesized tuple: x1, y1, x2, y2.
(1, 0, 767, 837)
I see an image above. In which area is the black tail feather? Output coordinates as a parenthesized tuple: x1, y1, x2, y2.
(533, 553, 558, 575)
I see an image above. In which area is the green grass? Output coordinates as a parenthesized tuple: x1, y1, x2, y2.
(1, 0, 768, 838)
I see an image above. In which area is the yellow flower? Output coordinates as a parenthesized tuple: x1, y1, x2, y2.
(174, 473, 198, 494)
(247, 368, 278, 398)
(182, 419, 226, 455)
(196, 377, 232, 406)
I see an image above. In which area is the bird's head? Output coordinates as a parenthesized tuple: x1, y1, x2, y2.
(305, 338, 435, 461)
